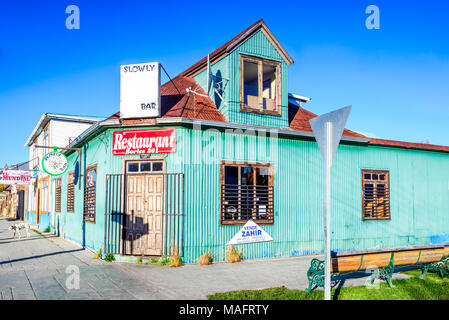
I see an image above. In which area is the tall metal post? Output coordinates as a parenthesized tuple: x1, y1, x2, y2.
(309, 105, 352, 301)
(324, 121, 332, 301)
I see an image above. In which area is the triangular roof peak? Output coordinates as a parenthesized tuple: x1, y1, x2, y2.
(182, 19, 294, 77)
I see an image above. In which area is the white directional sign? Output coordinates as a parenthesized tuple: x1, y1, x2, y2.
(227, 220, 273, 245)
(309, 105, 352, 301)
(309, 105, 352, 167)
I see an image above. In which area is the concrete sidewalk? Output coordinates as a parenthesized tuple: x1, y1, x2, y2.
(0, 217, 410, 300)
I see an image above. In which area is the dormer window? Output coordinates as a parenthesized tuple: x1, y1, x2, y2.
(240, 55, 281, 116)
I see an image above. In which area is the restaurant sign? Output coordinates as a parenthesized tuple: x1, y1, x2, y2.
(0, 170, 32, 185)
(112, 129, 176, 155)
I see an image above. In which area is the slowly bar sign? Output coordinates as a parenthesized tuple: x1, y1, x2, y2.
(112, 129, 176, 155)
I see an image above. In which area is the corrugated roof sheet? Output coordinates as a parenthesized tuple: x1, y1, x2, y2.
(106, 20, 449, 153)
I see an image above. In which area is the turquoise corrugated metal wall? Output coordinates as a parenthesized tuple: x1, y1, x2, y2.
(193, 30, 289, 128)
(193, 57, 229, 119)
(177, 128, 449, 263)
(52, 125, 449, 263)
(228, 30, 289, 128)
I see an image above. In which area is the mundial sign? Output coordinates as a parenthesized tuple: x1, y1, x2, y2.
(0, 170, 31, 185)
(120, 62, 161, 119)
(112, 129, 176, 155)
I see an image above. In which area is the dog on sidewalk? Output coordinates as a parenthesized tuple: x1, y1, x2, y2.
(8, 223, 31, 239)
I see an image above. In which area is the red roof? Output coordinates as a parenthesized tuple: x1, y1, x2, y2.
(180, 19, 264, 77)
(369, 138, 449, 153)
(106, 20, 449, 153)
(107, 75, 227, 125)
(288, 102, 366, 138)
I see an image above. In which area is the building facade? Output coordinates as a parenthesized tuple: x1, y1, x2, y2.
(25, 114, 100, 230)
(51, 20, 449, 263)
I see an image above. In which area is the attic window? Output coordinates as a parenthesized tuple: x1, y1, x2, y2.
(240, 55, 281, 116)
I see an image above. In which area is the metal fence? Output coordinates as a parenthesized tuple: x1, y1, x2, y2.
(104, 173, 184, 257)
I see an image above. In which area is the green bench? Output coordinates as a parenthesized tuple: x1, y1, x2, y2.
(306, 244, 449, 292)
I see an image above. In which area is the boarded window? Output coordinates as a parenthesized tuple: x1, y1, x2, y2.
(67, 172, 75, 212)
(83, 165, 97, 222)
(362, 169, 390, 220)
(221, 162, 274, 225)
(55, 178, 62, 213)
(240, 55, 281, 116)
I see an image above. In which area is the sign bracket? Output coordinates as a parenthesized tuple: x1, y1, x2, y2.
(35, 145, 82, 189)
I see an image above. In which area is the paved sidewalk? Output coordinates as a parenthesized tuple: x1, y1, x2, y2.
(0, 217, 410, 300)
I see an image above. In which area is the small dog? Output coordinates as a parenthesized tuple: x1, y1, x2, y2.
(8, 223, 30, 239)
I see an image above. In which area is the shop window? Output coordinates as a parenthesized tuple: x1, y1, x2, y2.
(55, 178, 62, 213)
(221, 162, 274, 225)
(126, 161, 164, 173)
(84, 165, 97, 223)
(67, 172, 75, 212)
(362, 169, 390, 220)
(240, 55, 281, 116)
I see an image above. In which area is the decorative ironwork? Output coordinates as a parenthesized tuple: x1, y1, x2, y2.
(305, 258, 341, 292)
(368, 252, 395, 288)
(421, 256, 449, 278)
(306, 252, 396, 292)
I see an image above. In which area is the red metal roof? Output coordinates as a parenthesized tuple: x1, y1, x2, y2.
(288, 102, 366, 138)
(107, 75, 227, 125)
(105, 20, 449, 153)
(180, 19, 264, 77)
(369, 138, 449, 153)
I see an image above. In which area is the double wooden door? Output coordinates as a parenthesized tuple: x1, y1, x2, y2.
(125, 174, 164, 256)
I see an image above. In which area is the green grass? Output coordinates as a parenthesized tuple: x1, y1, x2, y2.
(208, 269, 449, 300)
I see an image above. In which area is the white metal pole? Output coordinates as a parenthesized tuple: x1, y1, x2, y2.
(324, 121, 332, 300)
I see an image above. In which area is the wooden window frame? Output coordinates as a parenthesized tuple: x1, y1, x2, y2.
(220, 161, 274, 226)
(362, 169, 391, 221)
(240, 54, 282, 117)
(67, 172, 75, 213)
(83, 165, 97, 223)
(55, 178, 62, 213)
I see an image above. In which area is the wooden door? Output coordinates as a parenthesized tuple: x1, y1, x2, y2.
(126, 175, 164, 256)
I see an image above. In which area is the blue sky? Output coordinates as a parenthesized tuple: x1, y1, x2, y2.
(0, 0, 448, 166)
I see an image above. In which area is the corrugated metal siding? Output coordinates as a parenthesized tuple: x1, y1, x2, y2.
(54, 125, 449, 264)
(176, 128, 449, 263)
(193, 57, 229, 119)
(228, 30, 289, 128)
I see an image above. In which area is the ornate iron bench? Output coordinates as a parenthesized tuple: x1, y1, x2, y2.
(305, 244, 449, 292)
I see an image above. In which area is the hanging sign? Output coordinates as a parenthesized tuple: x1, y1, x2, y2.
(0, 170, 32, 185)
(42, 150, 69, 176)
(112, 128, 176, 155)
(227, 220, 273, 245)
(120, 62, 161, 119)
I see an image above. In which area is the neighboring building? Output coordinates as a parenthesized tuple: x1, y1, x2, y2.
(25, 113, 101, 230)
(51, 20, 449, 263)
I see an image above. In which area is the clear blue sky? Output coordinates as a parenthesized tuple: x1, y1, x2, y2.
(0, 0, 448, 166)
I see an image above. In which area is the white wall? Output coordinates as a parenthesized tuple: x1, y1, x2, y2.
(27, 118, 97, 227)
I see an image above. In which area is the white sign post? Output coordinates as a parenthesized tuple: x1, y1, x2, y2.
(309, 105, 352, 301)
(120, 62, 161, 119)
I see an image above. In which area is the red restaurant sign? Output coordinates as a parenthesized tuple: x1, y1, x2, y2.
(112, 129, 176, 155)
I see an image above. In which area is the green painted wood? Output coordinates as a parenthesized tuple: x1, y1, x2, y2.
(52, 125, 449, 264)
